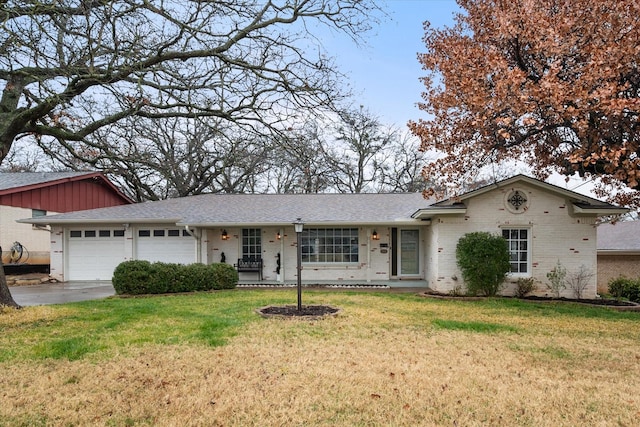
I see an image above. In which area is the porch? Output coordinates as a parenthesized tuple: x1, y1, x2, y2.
(236, 279, 430, 292)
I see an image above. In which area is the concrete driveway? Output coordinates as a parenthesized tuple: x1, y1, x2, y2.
(10, 281, 116, 306)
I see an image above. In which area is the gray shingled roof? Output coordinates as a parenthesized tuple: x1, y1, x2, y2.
(598, 221, 640, 251)
(0, 172, 96, 191)
(23, 192, 434, 226)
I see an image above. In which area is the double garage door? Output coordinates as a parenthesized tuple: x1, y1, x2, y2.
(67, 227, 196, 281)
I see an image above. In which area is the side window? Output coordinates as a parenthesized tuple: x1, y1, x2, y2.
(502, 228, 530, 274)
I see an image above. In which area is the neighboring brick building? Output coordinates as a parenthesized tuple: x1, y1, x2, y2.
(597, 220, 640, 294)
(0, 172, 132, 266)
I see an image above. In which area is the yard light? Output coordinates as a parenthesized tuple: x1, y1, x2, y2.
(293, 218, 304, 311)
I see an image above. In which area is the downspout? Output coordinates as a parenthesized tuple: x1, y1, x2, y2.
(367, 228, 372, 283)
(184, 225, 202, 263)
(279, 227, 285, 283)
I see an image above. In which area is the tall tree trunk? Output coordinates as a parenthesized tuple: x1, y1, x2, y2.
(0, 258, 21, 308)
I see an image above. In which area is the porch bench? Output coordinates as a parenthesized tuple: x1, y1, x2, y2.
(235, 257, 263, 280)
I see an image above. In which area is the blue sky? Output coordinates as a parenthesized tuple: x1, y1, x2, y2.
(328, 0, 461, 129)
(321, 0, 606, 197)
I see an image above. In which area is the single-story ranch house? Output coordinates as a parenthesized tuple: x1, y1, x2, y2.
(21, 175, 628, 298)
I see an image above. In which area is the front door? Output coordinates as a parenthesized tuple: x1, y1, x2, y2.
(391, 228, 421, 277)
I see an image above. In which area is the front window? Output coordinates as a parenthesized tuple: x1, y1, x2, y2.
(242, 228, 262, 260)
(502, 228, 529, 274)
(301, 228, 359, 263)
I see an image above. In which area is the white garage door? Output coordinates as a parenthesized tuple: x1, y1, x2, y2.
(136, 228, 195, 264)
(67, 229, 126, 281)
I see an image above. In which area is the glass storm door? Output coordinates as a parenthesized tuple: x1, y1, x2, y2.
(399, 229, 420, 276)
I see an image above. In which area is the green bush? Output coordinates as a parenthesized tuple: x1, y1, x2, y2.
(151, 262, 183, 293)
(112, 260, 154, 295)
(456, 232, 511, 296)
(182, 263, 215, 292)
(210, 263, 239, 289)
(112, 261, 238, 295)
(608, 276, 640, 302)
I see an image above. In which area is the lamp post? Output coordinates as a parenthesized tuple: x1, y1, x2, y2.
(293, 218, 304, 311)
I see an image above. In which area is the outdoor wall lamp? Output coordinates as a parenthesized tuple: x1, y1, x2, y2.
(276, 231, 282, 240)
(372, 230, 380, 240)
(221, 230, 229, 240)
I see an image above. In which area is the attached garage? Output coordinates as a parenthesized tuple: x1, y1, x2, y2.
(135, 227, 196, 264)
(67, 228, 127, 281)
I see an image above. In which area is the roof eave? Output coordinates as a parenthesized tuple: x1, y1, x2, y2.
(597, 249, 640, 255)
(572, 205, 630, 215)
(18, 218, 183, 225)
(178, 219, 427, 228)
(411, 208, 467, 219)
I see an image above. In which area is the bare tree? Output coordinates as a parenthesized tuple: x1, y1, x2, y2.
(378, 132, 429, 193)
(264, 121, 334, 194)
(326, 106, 395, 193)
(0, 141, 42, 172)
(0, 0, 381, 307)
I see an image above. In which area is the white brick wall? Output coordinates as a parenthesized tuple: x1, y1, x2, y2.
(428, 183, 599, 298)
(207, 226, 389, 283)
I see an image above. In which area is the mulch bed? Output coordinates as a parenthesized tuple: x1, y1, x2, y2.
(419, 291, 640, 311)
(256, 305, 341, 319)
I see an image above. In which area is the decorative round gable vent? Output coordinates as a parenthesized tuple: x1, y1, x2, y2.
(505, 189, 529, 213)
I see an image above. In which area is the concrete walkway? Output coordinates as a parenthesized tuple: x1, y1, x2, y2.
(10, 281, 116, 306)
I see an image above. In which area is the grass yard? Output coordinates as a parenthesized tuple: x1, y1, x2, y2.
(1, 290, 639, 426)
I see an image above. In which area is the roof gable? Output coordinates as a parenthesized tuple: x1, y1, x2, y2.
(445, 175, 610, 206)
(412, 174, 628, 219)
(0, 172, 133, 211)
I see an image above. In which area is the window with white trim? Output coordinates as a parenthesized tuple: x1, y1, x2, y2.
(502, 228, 530, 274)
(242, 229, 262, 260)
(301, 228, 359, 263)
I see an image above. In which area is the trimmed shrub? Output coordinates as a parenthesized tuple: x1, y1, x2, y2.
(112, 261, 238, 295)
(456, 232, 511, 296)
(210, 263, 239, 290)
(183, 263, 215, 292)
(112, 260, 154, 295)
(151, 262, 183, 293)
